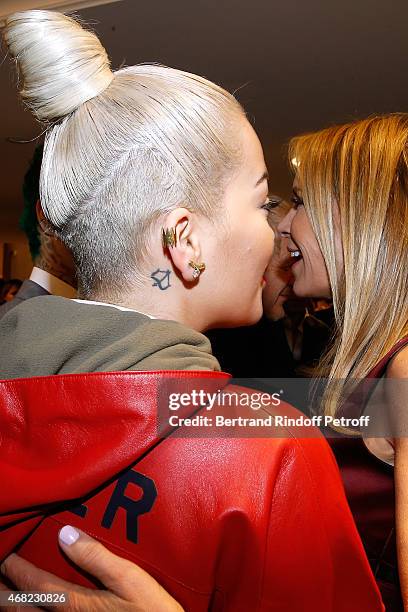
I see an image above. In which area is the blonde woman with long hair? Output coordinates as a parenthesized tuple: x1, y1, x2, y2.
(279, 114, 408, 610)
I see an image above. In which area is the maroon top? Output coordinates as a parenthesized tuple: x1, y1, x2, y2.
(329, 335, 408, 611)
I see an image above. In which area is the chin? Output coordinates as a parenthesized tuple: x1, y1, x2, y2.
(229, 302, 263, 328)
(244, 303, 264, 326)
(209, 302, 263, 329)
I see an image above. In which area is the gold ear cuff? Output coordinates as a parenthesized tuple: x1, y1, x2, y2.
(161, 227, 177, 248)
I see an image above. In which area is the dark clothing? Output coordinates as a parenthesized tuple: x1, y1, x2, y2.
(330, 438, 398, 610)
(0, 280, 49, 320)
(0, 296, 220, 378)
(207, 312, 333, 379)
(329, 336, 408, 612)
(207, 317, 296, 378)
(207, 313, 333, 411)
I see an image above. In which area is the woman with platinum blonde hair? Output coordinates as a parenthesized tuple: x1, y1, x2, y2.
(279, 114, 408, 609)
(0, 10, 383, 612)
(3, 11, 271, 325)
(0, 9, 276, 372)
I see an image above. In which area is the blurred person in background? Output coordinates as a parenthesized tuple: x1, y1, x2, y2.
(0, 144, 76, 319)
(0, 279, 22, 305)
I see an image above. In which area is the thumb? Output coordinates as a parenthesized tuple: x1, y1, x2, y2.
(58, 526, 176, 607)
(58, 526, 131, 596)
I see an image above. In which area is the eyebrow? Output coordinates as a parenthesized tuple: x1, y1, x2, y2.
(255, 171, 269, 187)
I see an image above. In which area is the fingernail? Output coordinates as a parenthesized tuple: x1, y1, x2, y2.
(59, 525, 80, 546)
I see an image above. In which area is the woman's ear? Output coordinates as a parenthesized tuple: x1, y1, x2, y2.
(161, 208, 204, 282)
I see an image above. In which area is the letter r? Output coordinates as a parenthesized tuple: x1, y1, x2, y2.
(102, 470, 157, 543)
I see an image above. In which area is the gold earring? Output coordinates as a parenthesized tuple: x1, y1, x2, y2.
(161, 227, 177, 248)
(188, 260, 206, 279)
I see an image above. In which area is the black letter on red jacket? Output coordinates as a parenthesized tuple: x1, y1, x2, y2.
(101, 470, 157, 543)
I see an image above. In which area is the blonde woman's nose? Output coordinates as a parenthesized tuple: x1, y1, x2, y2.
(277, 207, 296, 237)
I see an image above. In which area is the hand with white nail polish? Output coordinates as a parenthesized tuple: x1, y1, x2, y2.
(0, 526, 183, 612)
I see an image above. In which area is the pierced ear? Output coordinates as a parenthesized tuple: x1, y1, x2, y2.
(36, 200, 55, 237)
(161, 208, 203, 282)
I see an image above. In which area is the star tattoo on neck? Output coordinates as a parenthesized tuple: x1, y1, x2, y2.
(151, 269, 171, 290)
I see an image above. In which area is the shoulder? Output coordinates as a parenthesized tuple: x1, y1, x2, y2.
(146, 318, 212, 347)
(0, 299, 16, 319)
(386, 344, 408, 379)
(128, 318, 221, 371)
(0, 280, 46, 320)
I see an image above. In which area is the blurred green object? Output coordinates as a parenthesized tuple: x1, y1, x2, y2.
(19, 144, 43, 261)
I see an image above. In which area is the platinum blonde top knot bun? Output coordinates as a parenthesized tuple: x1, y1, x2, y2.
(4, 10, 114, 121)
(3, 9, 245, 300)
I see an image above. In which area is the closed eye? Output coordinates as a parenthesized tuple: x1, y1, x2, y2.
(262, 195, 282, 211)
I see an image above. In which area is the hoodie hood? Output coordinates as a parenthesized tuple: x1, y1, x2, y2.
(0, 296, 220, 379)
(0, 370, 230, 559)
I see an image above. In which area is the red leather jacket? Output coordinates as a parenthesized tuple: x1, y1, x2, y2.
(0, 371, 383, 611)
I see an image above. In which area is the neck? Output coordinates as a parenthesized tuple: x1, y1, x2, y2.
(35, 256, 75, 288)
(93, 272, 210, 332)
(36, 234, 76, 287)
(124, 293, 208, 332)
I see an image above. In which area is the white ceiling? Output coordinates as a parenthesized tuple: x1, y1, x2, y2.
(2, 0, 408, 232)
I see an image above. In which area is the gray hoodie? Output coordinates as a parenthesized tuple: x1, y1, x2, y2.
(0, 296, 220, 379)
